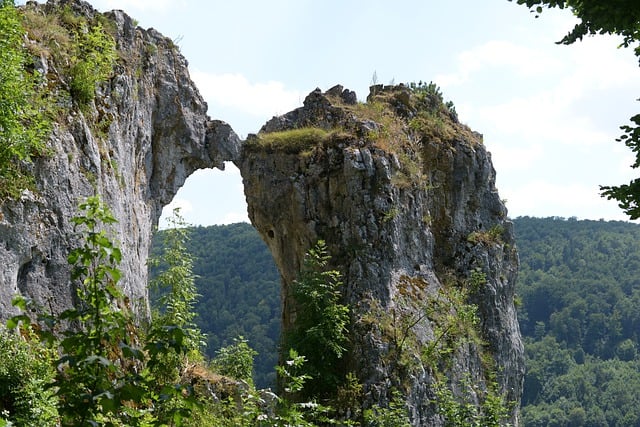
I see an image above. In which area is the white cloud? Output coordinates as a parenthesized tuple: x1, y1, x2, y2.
(158, 198, 194, 229)
(220, 211, 250, 225)
(191, 71, 302, 118)
(439, 33, 639, 102)
(164, 197, 193, 214)
(477, 91, 613, 148)
(447, 34, 640, 154)
(503, 180, 631, 220)
(435, 40, 563, 87)
(562, 36, 639, 93)
(489, 143, 544, 172)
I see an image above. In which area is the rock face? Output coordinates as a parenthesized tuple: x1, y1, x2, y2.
(240, 84, 524, 425)
(0, 0, 240, 319)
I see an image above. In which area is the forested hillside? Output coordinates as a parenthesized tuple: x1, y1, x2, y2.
(151, 223, 280, 388)
(152, 217, 640, 425)
(515, 217, 640, 426)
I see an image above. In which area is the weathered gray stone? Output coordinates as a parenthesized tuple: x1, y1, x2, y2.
(240, 86, 524, 426)
(0, 0, 240, 319)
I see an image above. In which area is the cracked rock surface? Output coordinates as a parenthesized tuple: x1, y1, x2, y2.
(240, 85, 524, 426)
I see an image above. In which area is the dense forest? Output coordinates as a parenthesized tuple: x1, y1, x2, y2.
(515, 217, 640, 426)
(154, 217, 640, 425)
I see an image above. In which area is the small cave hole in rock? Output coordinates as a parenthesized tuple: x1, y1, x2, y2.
(17, 259, 35, 296)
(154, 161, 281, 389)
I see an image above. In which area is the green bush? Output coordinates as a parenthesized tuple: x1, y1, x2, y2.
(149, 209, 205, 360)
(363, 390, 411, 427)
(8, 197, 203, 426)
(0, 329, 58, 426)
(211, 336, 257, 386)
(69, 21, 117, 106)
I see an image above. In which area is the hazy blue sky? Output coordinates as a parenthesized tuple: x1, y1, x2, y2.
(86, 0, 640, 226)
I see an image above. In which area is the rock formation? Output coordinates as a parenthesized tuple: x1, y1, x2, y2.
(241, 84, 524, 425)
(0, 0, 240, 319)
(0, 1, 523, 425)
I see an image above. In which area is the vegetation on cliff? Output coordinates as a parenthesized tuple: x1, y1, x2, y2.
(249, 82, 480, 196)
(19, 0, 118, 108)
(0, 0, 51, 199)
(151, 223, 514, 426)
(247, 127, 349, 154)
(0, 205, 416, 426)
(2, 200, 216, 426)
(0, 0, 118, 200)
(281, 240, 350, 401)
(242, 82, 520, 426)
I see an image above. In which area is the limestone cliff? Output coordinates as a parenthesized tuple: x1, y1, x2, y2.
(241, 84, 524, 425)
(0, 0, 240, 318)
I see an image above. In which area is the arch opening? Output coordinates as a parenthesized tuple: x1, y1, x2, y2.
(159, 162, 249, 228)
(155, 161, 281, 389)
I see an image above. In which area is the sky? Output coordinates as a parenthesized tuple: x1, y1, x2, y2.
(84, 0, 640, 226)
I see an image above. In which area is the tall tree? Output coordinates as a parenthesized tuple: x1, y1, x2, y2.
(282, 240, 350, 400)
(510, 0, 640, 218)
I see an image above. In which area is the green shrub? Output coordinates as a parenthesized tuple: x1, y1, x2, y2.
(9, 197, 202, 426)
(211, 336, 257, 386)
(69, 21, 117, 106)
(0, 1, 117, 200)
(275, 349, 336, 426)
(48, 196, 153, 425)
(363, 390, 411, 427)
(467, 224, 505, 245)
(149, 209, 205, 360)
(0, 329, 58, 426)
(432, 376, 512, 427)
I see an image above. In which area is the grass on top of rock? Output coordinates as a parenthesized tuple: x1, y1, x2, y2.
(249, 127, 351, 154)
(333, 82, 478, 149)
